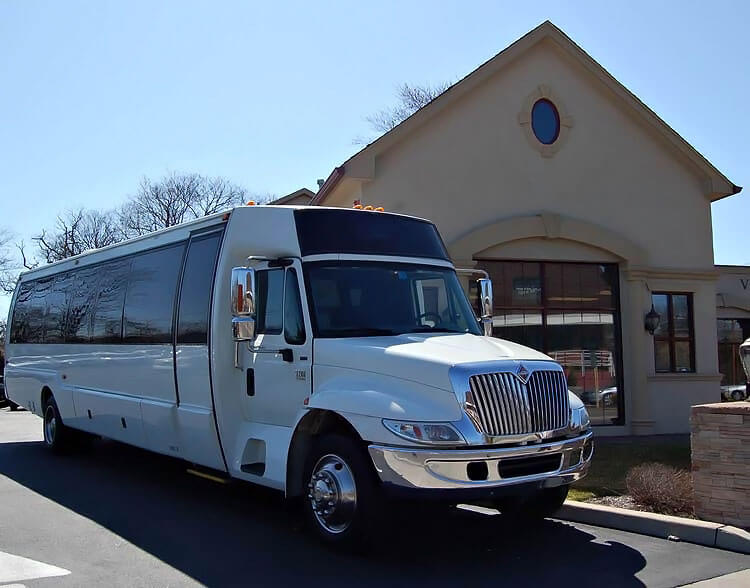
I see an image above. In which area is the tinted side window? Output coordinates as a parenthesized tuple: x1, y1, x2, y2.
(27, 278, 53, 343)
(256, 269, 283, 334)
(66, 267, 99, 343)
(123, 244, 185, 344)
(46, 272, 73, 343)
(284, 268, 305, 345)
(91, 259, 131, 343)
(10, 282, 34, 343)
(177, 232, 223, 344)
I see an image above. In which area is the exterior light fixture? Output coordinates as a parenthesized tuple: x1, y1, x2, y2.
(644, 304, 661, 335)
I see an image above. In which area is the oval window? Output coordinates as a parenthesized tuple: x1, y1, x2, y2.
(531, 99, 560, 145)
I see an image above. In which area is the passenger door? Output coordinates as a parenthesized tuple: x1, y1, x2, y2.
(241, 261, 312, 427)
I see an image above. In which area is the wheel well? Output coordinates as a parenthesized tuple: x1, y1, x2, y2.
(41, 386, 53, 409)
(286, 410, 363, 498)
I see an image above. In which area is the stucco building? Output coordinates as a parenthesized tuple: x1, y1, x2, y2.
(304, 21, 743, 435)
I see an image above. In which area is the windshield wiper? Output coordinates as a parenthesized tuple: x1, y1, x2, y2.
(329, 328, 399, 337)
(406, 327, 464, 334)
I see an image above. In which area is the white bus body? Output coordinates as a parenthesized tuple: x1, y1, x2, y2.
(5, 205, 592, 546)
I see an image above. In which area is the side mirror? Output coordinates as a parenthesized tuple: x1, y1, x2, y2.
(231, 267, 256, 342)
(477, 278, 493, 337)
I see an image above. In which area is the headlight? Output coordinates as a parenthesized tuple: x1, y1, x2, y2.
(570, 406, 590, 431)
(382, 419, 465, 445)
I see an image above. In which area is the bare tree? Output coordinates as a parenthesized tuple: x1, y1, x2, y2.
(366, 82, 452, 135)
(119, 172, 250, 237)
(0, 230, 20, 294)
(34, 208, 123, 264)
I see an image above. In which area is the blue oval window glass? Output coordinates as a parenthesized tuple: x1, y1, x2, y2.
(531, 99, 560, 145)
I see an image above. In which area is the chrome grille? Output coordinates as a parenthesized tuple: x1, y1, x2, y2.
(467, 370, 569, 436)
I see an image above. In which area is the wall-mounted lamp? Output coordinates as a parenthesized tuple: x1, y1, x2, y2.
(644, 304, 661, 335)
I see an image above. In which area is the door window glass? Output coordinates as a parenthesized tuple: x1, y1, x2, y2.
(284, 268, 306, 345)
(177, 232, 223, 344)
(256, 269, 283, 334)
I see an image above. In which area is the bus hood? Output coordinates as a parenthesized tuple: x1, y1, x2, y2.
(313, 333, 554, 392)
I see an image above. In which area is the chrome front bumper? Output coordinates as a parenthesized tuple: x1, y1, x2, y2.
(368, 430, 593, 491)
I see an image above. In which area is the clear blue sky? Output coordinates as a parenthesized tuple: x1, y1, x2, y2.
(1, 0, 748, 316)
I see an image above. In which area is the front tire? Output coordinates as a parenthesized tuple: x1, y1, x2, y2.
(302, 434, 381, 551)
(43, 395, 73, 454)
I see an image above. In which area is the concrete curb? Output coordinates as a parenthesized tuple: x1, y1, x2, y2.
(557, 501, 750, 555)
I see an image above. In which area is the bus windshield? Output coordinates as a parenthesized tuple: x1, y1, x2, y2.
(303, 261, 481, 338)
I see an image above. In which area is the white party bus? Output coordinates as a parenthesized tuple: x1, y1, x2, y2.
(4, 205, 592, 547)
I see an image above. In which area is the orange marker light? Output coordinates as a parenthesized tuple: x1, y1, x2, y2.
(375, 207, 384, 212)
(247, 200, 256, 206)
(353, 204, 363, 209)
(364, 205, 374, 210)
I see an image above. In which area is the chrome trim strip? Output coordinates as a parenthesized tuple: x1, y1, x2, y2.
(368, 431, 593, 490)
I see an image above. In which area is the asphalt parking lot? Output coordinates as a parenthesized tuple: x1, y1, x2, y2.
(0, 408, 748, 587)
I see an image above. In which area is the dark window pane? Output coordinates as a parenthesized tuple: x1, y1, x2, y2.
(598, 265, 618, 309)
(177, 232, 223, 344)
(284, 268, 306, 345)
(91, 259, 131, 343)
(46, 273, 73, 344)
(510, 263, 541, 307)
(531, 99, 560, 144)
(655, 341, 671, 372)
(124, 244, 185, 344)
(66, 267, 99, 343)
(652, 294, 670, 337)
(294, 209, 449, 260)
(257, 269, 284, 334)
(10, 282, 34, 343)
(672, 295, 690, 338)
(27, 278, 53, 343)
(674, 341, 693, 372)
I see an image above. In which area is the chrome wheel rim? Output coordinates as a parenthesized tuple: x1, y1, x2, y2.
(307, 454, 357, 534)
(44, 405, 56, 446)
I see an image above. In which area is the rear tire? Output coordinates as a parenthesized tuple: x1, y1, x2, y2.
(42, 395, 73, 454)
(495, 484, 569, 521)
(301, 434, 382, 551)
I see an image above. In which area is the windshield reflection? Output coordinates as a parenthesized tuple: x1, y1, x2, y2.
(303, 262, 481, 338)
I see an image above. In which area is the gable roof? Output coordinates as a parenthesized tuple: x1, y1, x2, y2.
(312, 20, 740, 204)
(271, 188, 316, 205)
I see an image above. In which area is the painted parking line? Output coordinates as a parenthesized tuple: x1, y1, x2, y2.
(0, 550, 70, 583)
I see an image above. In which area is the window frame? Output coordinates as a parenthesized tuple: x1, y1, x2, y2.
(652, 291, 696, 373)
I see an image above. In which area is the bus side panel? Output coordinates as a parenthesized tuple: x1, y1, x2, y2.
(174, 345, 225, 469)
(4, 344, 74, 419)
(66, 344, 175, 449)
(73, 388, 145, 446)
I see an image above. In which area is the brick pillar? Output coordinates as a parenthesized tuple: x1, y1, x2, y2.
(691, 402, 750, 529)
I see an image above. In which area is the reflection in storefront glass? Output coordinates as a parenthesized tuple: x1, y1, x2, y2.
(478, 261, 622, 426)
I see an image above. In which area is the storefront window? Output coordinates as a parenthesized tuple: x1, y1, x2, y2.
(476, 261, 622, 426)
(717, 318, 750, 388)
(652, 293, 695, 373)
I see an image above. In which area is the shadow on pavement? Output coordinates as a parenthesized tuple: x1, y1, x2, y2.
(0, 438, 647, 587)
